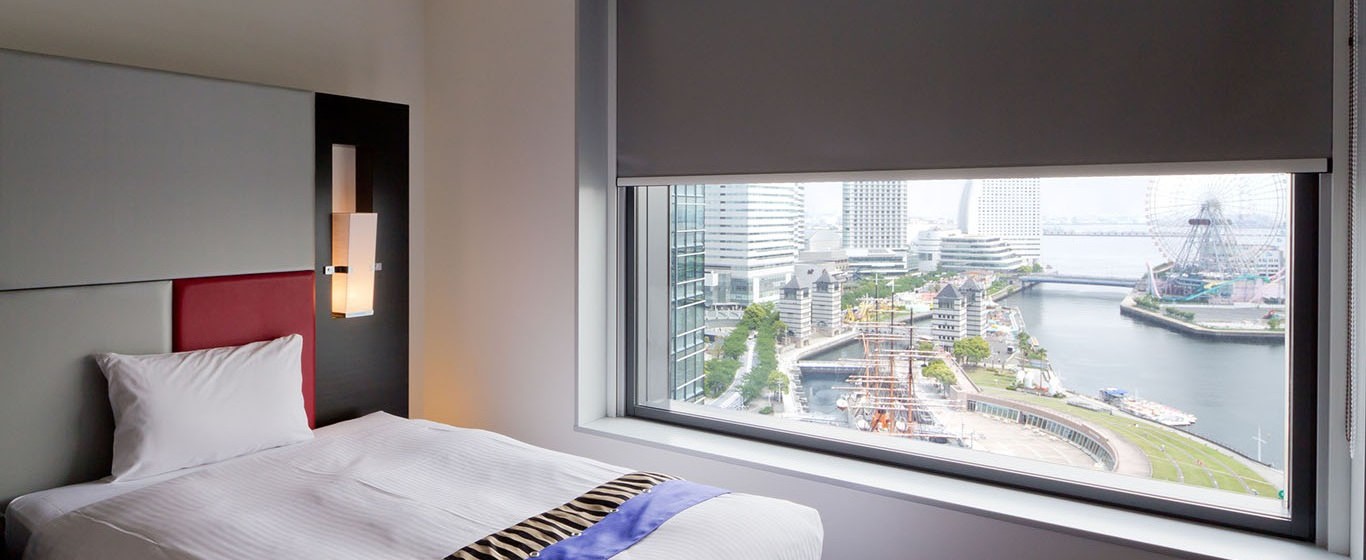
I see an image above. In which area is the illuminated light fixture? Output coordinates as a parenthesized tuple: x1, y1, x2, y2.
(327, 144, 379, 318)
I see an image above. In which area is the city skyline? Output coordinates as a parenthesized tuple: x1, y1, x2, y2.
(802, 177, 1154, 223)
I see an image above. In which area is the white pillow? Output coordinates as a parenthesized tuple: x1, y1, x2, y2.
(95, 334, 313, 481)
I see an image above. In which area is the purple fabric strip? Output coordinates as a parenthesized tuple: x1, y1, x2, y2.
(536, 480, 728, 560)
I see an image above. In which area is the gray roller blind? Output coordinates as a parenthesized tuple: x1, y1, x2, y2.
(617, 1, 1333, 179)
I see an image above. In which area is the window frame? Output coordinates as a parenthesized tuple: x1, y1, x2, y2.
(618, 172, 1322, 540)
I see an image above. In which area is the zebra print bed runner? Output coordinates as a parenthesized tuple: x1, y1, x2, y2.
(447, 471, 704, 560)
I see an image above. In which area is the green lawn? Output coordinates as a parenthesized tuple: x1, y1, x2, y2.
(965, 367, 1015, 390)
(963, 367, 1280, 498)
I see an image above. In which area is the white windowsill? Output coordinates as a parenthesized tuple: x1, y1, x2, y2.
(577, 416, 1344, 560)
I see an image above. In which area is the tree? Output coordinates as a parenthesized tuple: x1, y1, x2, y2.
(1267, 316, 1284, 331)
(1134, 295, 1162, 312)
(704, 358, 741, 397)
(953, 336, 991, 365)
(740, 367, 768, 403)
(922, 359, 956, 386)
(720, 325, 750, 359)
(916, 340, 935, 352)
(740, 302, 779, 330)
(739, 321, 782, 404)
(766, 368, 789, 393)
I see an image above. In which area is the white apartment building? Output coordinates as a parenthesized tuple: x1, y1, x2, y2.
(959, 178, 1042, 263)
(1251, 246, 1286, 278)
(939, 235, 1026, 271)
(842, 181, 911, 251)
(931, 283, 966, 346)
(704, 183, 805, 305)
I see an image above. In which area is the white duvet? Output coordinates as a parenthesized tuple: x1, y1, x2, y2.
(25, 413, 822, 560)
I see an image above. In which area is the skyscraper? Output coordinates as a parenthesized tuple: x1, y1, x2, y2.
(959, 178, 1042, 263)
(704, 184, 805, 305)
(841, 181, 910, 251)
(669, 185, 706, 402)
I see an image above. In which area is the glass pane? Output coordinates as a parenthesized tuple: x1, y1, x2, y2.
(644, 175, 1293, 517)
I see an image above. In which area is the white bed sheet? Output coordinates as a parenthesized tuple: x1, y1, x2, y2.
(19, 413, 822, 560)
(4, 414, 381, 558)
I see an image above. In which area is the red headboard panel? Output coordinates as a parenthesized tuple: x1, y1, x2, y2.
(173, 271, 316, 427)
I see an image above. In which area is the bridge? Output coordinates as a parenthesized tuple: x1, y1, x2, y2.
(1043, 227, 1285, 238)
(1042, 229, 1158, 237)
(796, 360, 865, 376)
(1019, 274, 1141, 288)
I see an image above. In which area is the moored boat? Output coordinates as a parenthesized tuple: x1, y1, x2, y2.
(1098, 388, 1197, 427)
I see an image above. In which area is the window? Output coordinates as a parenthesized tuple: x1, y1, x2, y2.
(623, 173, 1318, 538)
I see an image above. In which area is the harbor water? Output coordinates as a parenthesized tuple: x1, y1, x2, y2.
(808, 234, 1288, 468)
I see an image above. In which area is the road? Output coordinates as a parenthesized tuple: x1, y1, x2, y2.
(712, 334, 756, 410)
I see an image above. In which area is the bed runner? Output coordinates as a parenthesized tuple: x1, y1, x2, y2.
(446, 472, 727, 560)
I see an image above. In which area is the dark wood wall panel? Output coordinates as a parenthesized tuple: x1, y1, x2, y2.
(313, 93, 410, 425)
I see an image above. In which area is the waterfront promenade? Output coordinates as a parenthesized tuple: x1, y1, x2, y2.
(1118, 295, 1284, 343)
(963, 366, 1280, 497)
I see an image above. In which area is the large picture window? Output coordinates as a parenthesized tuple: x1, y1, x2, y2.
(623, 173, 1318, 538)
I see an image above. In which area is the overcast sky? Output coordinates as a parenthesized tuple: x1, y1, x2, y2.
(803, 177, 1153, 223)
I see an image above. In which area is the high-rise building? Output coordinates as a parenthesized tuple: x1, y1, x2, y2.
(704, 184, 805, 305)
(669, 185, 706, 402)
(842, 181, 910, 251)
(959, 178, 1042, 263)
(931, 283, 966, 346)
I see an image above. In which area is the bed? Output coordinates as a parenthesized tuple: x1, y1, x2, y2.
(11, 413, 821, 559)
(0, 272, 822, 559)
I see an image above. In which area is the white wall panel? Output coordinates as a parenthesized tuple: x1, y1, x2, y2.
(0, 281, 171, 508)
(0, 50, 313, 290)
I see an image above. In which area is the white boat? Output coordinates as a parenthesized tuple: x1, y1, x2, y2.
(1098, 388, 1197, 427)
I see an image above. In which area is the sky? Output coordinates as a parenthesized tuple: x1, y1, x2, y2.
(803, 177, 1154, 225)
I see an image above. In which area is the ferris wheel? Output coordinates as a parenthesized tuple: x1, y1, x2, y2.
(1144, 174, 1289, 279)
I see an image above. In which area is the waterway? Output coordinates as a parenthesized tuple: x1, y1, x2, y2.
(808, 234, 1288, 468)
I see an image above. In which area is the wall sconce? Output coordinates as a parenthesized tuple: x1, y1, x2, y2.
(326, 144, 379, 318)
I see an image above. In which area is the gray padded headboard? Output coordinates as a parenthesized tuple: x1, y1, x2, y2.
(0, 282, 171, 509)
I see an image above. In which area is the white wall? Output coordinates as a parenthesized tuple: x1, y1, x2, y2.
(0, 0, 429, 413)
(420, 1, 1175, 558)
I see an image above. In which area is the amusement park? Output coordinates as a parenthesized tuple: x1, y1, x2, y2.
(1138, 174, 1289, 307)
(689, 174, 1292, 511)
